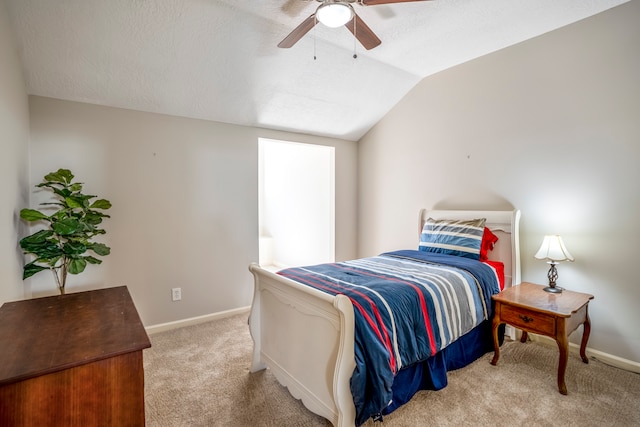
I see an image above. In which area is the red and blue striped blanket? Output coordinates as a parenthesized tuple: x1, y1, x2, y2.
(278, 250, 501, 426)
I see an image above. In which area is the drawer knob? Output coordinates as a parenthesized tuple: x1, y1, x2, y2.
(519, 314, 534, 323)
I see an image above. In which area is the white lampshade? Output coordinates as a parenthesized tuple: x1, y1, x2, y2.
(316, 2, 354, 28)
(534, 235, 575, 262)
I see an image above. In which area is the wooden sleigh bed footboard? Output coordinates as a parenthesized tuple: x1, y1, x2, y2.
(248, 264, 356, 426)
(248, 209, 521, 427)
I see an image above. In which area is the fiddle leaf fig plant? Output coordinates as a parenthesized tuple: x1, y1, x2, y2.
(19, 169, 112, 294)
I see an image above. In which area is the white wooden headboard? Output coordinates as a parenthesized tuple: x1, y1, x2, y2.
(419, 209, 521, 288)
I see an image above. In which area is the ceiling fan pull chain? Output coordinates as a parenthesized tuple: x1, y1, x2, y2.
(314, 15, 317, 60)
(353, 15, 357, 59)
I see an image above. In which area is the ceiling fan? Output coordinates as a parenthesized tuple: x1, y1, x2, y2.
(278, 0, 431, 50)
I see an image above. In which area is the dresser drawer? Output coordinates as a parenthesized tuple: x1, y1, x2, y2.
(500, 304, 556, 336)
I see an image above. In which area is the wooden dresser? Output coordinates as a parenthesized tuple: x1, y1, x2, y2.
(0, 286, 151, 426)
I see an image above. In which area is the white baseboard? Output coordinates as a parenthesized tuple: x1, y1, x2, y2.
(145, 306, 251, 335)
(525, 333, 640, 374)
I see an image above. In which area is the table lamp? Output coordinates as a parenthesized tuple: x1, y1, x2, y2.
(534, 235, 574, 293)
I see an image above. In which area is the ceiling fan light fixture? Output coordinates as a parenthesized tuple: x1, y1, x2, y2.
(316, 1, 354, 28)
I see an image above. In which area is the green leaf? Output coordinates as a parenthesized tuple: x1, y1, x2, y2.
(63, 241, 87, 255)
(37, 182, 60, 190)
(83, 224, 97, 234)
(43, 171, 62, 183)
(46, 255, 63, 266)
(52, 218, 81, 235)
(90, 243, 111, 256)
(20, 209, 49, 222)
(23, 262, 50, 279)
(51, 210, 70, 221)
(51, 187, 72, 198)
(84, 256, 102, 265)
(44, 169, 74, 184)
(65, 196, 84, 208)
(84, 211, 104, 225)
(69, 258, 87, 274)
(21, 241, 63, 259)
(20, 230, 53, 245)
(70, 211, 83, 220)
(69, 183, 83, 192)
(90, 199, 112, 210)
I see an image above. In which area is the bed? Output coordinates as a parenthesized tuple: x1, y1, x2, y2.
(248, 209, 521, 426)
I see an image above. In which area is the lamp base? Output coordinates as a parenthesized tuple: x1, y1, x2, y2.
(544, 262, 562, 293)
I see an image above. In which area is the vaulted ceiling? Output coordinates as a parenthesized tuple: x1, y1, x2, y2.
(4, 0, 628, 141)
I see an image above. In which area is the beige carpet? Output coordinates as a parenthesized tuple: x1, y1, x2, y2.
(144, 313, 640, 426)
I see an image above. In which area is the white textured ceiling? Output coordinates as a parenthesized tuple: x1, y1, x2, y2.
(4, 0, 628, 141)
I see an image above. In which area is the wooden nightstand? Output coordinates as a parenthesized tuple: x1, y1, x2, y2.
(490, 282, 594, 395)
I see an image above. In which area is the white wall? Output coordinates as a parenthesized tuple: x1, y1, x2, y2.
(358, 1, 640, 362)
(260, 139, 335, 268)
(27, 96, 357, 326)
(0, 0, 30, 304)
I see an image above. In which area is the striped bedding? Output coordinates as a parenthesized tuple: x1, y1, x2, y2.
(278, 250, 501, 426)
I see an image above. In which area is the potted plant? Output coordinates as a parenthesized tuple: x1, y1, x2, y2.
(19, 169, 112, 295)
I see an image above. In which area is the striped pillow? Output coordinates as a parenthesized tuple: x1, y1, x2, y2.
(419, 218, 486, 260)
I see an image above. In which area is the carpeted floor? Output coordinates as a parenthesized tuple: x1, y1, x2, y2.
(144, 313, 640, 426)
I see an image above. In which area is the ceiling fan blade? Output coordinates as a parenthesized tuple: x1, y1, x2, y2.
(278, 14, 317, 48)
(361, 0, 432, 5)
(345, 13, 381, 50)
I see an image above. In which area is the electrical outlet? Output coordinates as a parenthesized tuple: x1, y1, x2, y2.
(171, 287, 182, 301)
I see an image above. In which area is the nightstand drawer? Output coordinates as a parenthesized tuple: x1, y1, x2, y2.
(500, 304, 556, 336)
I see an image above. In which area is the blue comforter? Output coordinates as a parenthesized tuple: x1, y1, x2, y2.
(278, 250, 500, 426)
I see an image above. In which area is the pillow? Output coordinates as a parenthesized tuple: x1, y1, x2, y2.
(419, 218, 486, 260)
(480, 227, 499, 261)
(484, 260, 505, 290)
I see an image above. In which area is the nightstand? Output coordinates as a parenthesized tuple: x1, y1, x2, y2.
(490, 282, 594, 395)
